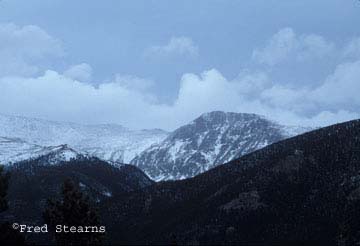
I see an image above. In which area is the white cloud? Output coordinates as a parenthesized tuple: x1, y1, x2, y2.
(0, 71, 155, 128)
(343, 37, 360, 59)
(252, 28, 297, 66)
(252, 28, 335, 66)
(303, 110, 360, 127)
(297, 34, 335, 61)
(64, 63, 92, 82)
(145, 36, 199, 58)
(168, 68, 360, 128)
(114, 74, 154, 92)
(0, 23, 64, 77)
(311, 60, 360, 106)
(0, 25, 359, 131)
(0, 63, 359, 130)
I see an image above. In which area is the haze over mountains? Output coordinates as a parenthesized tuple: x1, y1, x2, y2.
(0, 111, 310, 180)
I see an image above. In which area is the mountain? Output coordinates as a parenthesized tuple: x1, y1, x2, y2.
(102, 119, 360, 245)
(0, 137, 50, 164)
(0, 136, 85, 165)
(20, 144, 85, 165)
(131, 111, 310, 181)
(0, 112, 310, 181)
(2, 119, 359, 245)
(0, 113, 168, 164)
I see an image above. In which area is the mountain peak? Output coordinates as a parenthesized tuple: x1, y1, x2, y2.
(131, 111, 308, 181)
(30, 144, 82, 165)
(197, 111, 262, 122)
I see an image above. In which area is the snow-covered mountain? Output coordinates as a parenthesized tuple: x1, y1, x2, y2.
(0, 112, 311, 181)
(0, 113, 168, 164)
(0, 136, 89, 166)
(131, 111, 311, 181)
(0, 136, 50, 164)
(27, 144, 84, 165)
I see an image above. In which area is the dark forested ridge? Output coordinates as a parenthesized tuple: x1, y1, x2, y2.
(0, 156, 153, 243)
(102, 119, 360, 245)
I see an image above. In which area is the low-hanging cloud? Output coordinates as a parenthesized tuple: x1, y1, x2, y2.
(0, 64, 359, 130)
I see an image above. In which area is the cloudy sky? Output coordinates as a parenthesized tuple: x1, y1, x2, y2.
(0, 0, 359, 130)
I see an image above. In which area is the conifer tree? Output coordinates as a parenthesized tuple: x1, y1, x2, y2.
(338, 199, 360, 246)
(0, 165, 25, 245)
(43, 179, 104, 245)
(0, 165, 9, 212)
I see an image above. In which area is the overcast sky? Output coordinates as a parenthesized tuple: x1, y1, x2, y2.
(0, 0, 359, 130)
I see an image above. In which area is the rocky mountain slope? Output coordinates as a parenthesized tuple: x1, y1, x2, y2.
(102, 119, 360, 245)
(131, 111, 310, 180)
